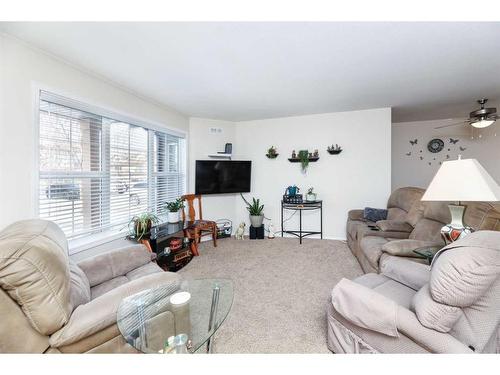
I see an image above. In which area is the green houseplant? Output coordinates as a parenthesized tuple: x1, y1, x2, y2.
(129, 212, 160, 241)
(241, 194, 265, 228)
(164, 198, 185, 223)
(266, 146, 279, 159)
(298, 150, 309, 172)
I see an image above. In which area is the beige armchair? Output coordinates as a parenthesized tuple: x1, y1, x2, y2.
(327, 230, 500, 353)
(0, 219, 180, 353)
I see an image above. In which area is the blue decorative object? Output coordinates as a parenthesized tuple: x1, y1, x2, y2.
(363, 207, 388, 222)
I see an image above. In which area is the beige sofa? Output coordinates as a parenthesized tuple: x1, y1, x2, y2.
(0, 219, 180, 353)
(346, 187, 425, 258)
(327, 230, 500, 353)
(347, 187, 500, 273)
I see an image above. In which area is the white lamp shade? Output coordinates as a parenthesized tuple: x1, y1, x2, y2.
(422, 158, 500, 202)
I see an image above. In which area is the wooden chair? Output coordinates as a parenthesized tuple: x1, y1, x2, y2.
(181, 194, 217, 256)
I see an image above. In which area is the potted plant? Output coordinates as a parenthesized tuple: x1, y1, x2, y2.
(266, 146, 279, 159)
(306, 187, 317, 201)
(165, 198, 185, 223)
(298, 150, 309, 172)
(241, 194, 265, 227)
(129, 212, 160, 241)
(327, 144, 343, 154)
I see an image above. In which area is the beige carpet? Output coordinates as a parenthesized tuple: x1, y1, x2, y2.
(178, 237, 362, 353)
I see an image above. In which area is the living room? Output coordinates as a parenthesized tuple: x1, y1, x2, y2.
(1, 1, 500, 374)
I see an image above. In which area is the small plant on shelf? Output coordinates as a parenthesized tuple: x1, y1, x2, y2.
(164, 198, 185, 223)
(327, 144, 343, 155)
(298, 150, 309, 172)
(128, 212, 160, 241)
(266, 146, 279, 159)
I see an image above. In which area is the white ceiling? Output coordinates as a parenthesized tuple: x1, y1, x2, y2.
(2, 22, 500, 122)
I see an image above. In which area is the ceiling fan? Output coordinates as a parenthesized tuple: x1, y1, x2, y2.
(434, 98, 499, 130)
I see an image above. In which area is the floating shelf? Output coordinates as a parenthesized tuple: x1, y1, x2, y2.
(266, 153, 279, 159)
(327, 150, 343, 155)
(288, 157, 320, 163)
(208, 153, 232, 159)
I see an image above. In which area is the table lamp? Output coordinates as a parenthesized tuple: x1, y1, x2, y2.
(421, 156, 500, 243)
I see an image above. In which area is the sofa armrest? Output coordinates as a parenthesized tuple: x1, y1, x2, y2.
(49, 272, 180, 348)
(331, 278, 399, 337)
(376, 220, 413, 233)
(381, 240, 443, 258)
(396, 307, 472, 353)
(347, 209, 365, 221)
(77, 244, 155, 287)
(380, 255, 430, 290)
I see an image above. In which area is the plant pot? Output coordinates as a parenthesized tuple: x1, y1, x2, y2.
(250, 214, 264, 228)
(168, 211, 180, 223)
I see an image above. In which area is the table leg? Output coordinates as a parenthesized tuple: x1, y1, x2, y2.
(206, 284, 220, 353)
(299, 209, 302, 244)
(281, 202, 284, 237)
(320, 203, 323, 239)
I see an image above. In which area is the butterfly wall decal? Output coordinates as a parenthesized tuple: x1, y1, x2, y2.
(449, 138, 459, 144)
(409, 139, 418, 145)
(459, 146, 467, 151)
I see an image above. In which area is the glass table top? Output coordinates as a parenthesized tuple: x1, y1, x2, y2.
(117, 278, 233, 353)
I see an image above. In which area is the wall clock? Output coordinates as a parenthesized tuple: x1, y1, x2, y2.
(427, 138, 444, 153)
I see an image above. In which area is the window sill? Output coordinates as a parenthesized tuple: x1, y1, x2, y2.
(69, 230, 128, 255)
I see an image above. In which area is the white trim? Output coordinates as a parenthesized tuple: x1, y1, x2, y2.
(36, 83, 187, 138)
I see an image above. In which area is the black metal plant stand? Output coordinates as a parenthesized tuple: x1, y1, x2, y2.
(281, 200, 323, 244)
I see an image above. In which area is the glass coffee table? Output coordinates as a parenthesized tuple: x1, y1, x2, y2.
(117, 279, 233, 354)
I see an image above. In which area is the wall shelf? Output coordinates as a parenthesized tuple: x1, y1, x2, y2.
(288, 157, 319, 163)
(208, 153, 232, 159)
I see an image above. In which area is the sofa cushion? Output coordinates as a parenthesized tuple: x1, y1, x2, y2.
(359, 236, 389, 269)
(0, 219, 72, 335)
(69, 261, 91, 310)
(91, 276, 129, 300)
(387, 187, 425, 214)
(381, 239, 443, 257)
(50, 272, 181, 348)
(409, 218, 446, 244)
(90, 262, 163, 300)
(77, 244, 154, 287)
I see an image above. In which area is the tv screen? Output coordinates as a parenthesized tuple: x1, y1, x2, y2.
(195, 160, 252, 195)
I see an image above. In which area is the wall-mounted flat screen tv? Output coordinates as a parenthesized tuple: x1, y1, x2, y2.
(195, 160, 251, 195)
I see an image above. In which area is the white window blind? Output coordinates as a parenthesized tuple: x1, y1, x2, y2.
(38, 91, 186, 241)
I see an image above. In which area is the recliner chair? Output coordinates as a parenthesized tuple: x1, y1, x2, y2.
(0, 219, 180, 353)
(327, 230, 500, 353)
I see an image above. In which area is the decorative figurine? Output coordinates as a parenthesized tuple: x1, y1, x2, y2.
(268, 223, 276, 239)
(235, 222, 246, 240)
(313, 149, 319, 157)
(291, 150, 297, 159)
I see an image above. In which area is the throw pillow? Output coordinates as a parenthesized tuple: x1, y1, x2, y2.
(363, 207, 388, 222)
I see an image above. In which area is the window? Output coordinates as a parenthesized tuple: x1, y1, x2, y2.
(38, 91, 186, 242)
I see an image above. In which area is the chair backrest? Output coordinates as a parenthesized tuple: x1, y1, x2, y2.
(412, 231, 500, 352)
(386, 187, 425, 221)
(181, 194, 203, 221)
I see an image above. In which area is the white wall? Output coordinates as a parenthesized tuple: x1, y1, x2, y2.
(392, 118, 500, 190)
(190, 108, 392, 240)
(0, 34, 189, 229)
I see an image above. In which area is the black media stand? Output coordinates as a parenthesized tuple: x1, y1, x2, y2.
(281, 200, 323, 244)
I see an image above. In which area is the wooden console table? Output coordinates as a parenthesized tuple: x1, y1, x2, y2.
(281, 200, 323, 244)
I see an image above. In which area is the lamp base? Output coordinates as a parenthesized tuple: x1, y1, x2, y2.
(440, 204, 473, 244)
